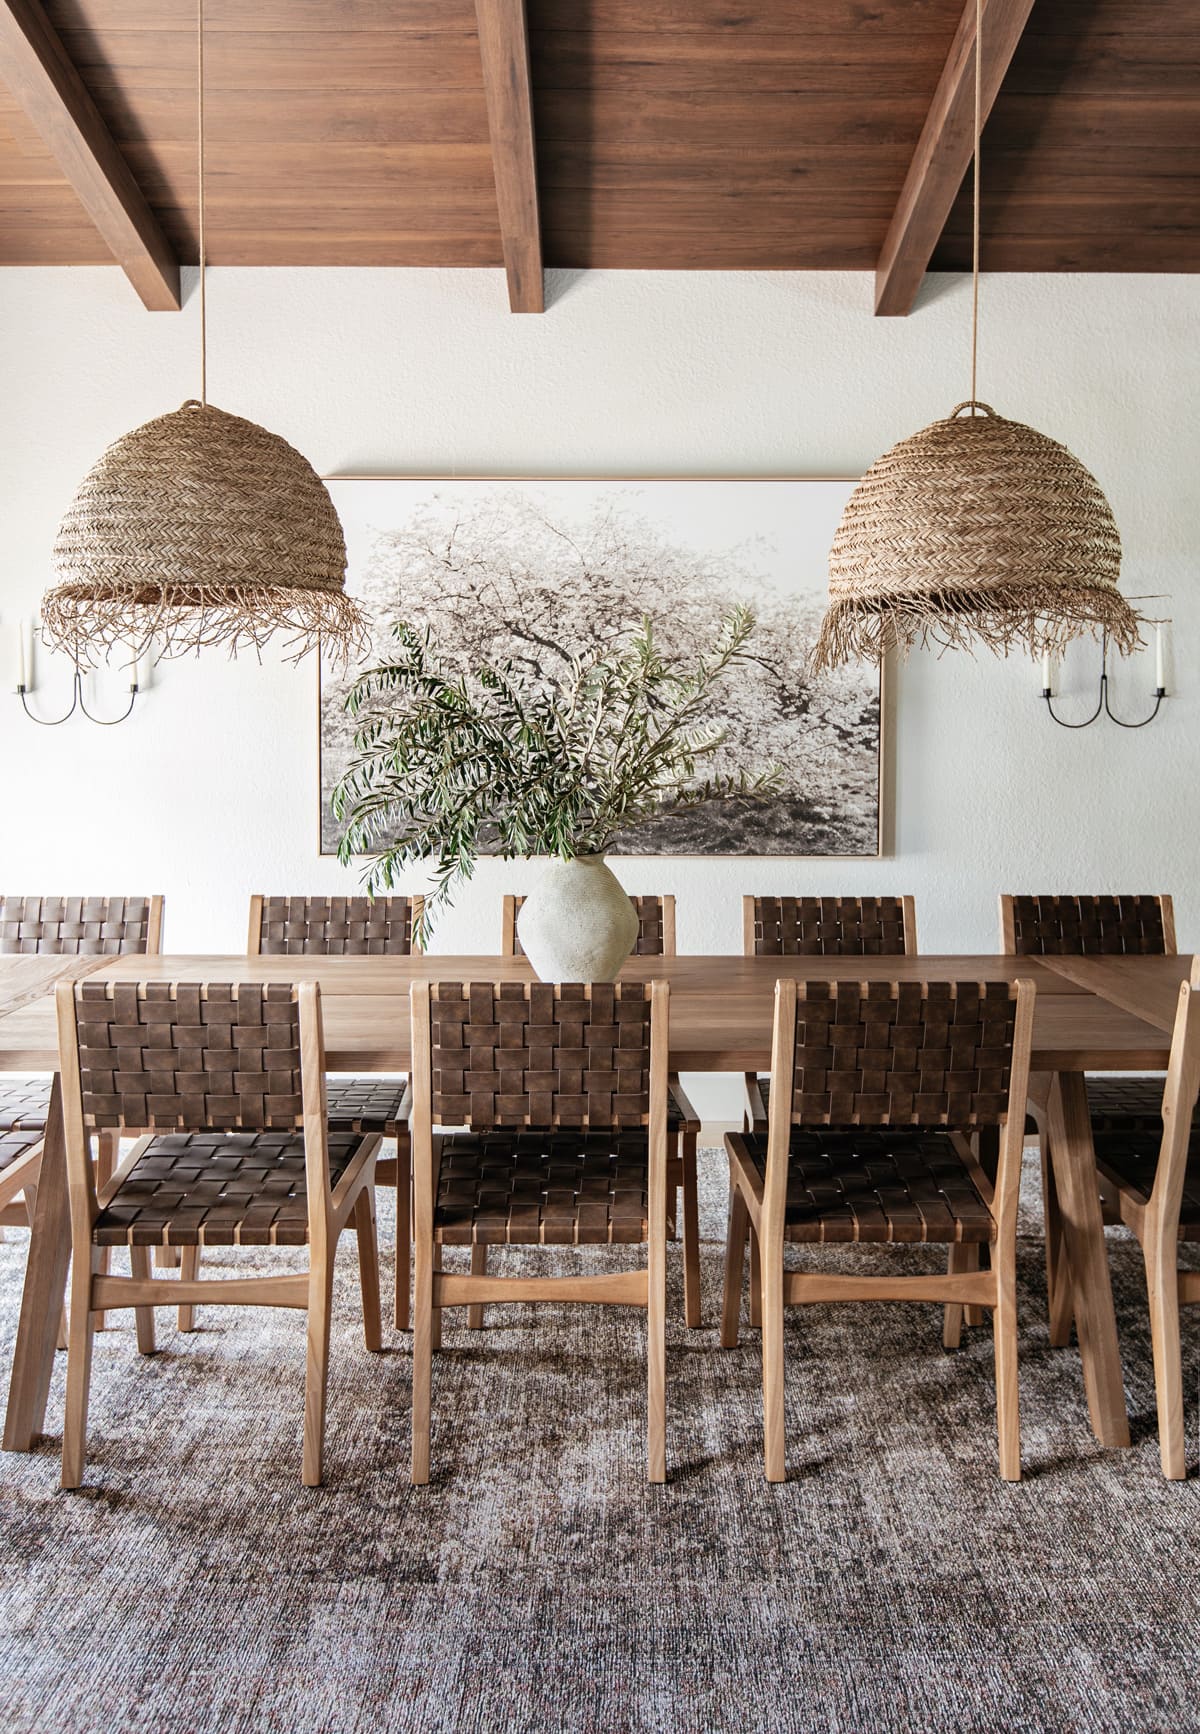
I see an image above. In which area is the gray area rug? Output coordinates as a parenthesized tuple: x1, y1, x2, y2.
(0, 1147, 1197, 1734)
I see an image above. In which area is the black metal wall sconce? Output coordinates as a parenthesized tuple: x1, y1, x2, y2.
(1041, 621, 1168, 731)
(13, 621, 143, 727)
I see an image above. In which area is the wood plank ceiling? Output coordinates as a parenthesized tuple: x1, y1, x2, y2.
(0, 0, 1195, 313)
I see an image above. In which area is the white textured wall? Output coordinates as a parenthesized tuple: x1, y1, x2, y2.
(1, 267, 1194, 1116)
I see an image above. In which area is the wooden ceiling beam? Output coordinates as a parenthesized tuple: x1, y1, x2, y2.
(474, 0, 543, 312)
(0, 0, 179, 309)
(874, 0, 1036, 317)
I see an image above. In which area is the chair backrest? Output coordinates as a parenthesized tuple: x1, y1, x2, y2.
(999, 893, 1176, 957)
(247, 894, 423, 956)
(501, 894, 675, 959)
(0, 895, 163, 956)
(412, 979, 665, 1131)
(64, 979, 309, 1132)
(761, 975, 1036, 1239)
(778, 978, 1024, 1129)
(1146, 956, 1200, 1230)
(55, 977, 334, 1246)
(743, 895, 916, 958)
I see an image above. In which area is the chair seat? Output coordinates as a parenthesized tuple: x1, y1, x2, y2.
(0, 1123, 44, 1175)
(433, 1130, 651, 1246)
(0, 1077, 52, 1133)
(92, 1129, 372, 1248)
(1086, 1076, 1187, 1133)
(1093, 1130, 1200, 1235)
(732, 1128, 995, 1245)
(325, 1075, 411, 1137)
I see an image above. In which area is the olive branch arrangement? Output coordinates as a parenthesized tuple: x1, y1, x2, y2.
(334, 603, 782, 943)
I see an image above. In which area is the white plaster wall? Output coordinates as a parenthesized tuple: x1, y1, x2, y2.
(0, 267, 1195, 1117)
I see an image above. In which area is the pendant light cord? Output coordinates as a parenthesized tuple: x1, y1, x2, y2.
(970, 0, 981, 413)
(197, 0, 207, 406)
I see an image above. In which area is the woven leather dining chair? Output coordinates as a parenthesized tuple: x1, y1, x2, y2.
(248, 894, 420, 1330)
(501, 893, 703, 1325)
(1090, 956, 1200, 1477)
(999, 892, 1177, 1347)
(0, 896, 164, 1329)
(409, 977, 671, 1484)
(56, 977, 383, 1489)
(739, 895, 918, 1327)
(722, 975, 1035, 1481)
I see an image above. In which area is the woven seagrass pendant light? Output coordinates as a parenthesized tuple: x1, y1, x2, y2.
(812, 0, 1141, 671)
(40, 0, 365, 666)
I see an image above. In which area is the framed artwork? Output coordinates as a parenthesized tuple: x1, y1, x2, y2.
(319, 477, 883, 858)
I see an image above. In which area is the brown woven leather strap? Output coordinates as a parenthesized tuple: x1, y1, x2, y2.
(434, 1130, 651, 1245)
(74, 980, 303, 1130)
(0, 895, 154, 955)
(256, 894, 415, 955)
(430, 980, 651, 1128)
(791, 979, 1017, 1127)
(510, 894, 667, 958)
(91, 1129, 365, 1247)
(744, 1129, 995, 1244)
(1009, 894, 1167, 956)
(752, 896, 910, 956)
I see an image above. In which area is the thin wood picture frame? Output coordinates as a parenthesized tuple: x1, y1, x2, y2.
(318, 475, 890, 861)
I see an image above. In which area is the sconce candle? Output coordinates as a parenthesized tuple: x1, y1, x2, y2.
(15, 618, 31, 691)
(1155, 626, 1165, 692)
(1040, 649, 1053, 694)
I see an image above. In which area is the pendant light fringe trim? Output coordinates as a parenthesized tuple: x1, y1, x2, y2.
(813, 583, 1143, 670)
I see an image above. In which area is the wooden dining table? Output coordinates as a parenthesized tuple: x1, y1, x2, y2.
(0, 949, 1189, 1457)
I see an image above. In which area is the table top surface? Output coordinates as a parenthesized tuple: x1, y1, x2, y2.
(1038, 953, 1192, 1035)
(0, 951, 1184, 1074)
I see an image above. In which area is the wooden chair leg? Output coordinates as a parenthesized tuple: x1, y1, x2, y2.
(176, 1246, 200, 1332)
(302, 1250, 336, 1487)
(394, 1135, 411, 1332)
(61, 1250, 97, 1490)
(354, 1188, 383, 1353)
(993, 1258, 1021, 1482)
(943, 1243, 971, 1350)
(721, 1182, 749, 1349)
(749, 1225, 762, 1330)
(412, 1235, 434, 1486)
(647, 1218, 667, 1488)
(761, 1234, 786, 1483)
(680, 1131, 702, 1329)
(430, 1252, 443, 1352)
(1042, 1139, 1075, 1347)
(468, 1244, 487, 1329)
(1145, 1242, 1186, 1479)
(94, 1130, 117, 1331)
(129, 1246, 156, 1355)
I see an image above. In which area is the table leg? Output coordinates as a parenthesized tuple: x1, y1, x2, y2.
(1043, 1070, 1130, 1448)
(3, 1074, 70, 1451)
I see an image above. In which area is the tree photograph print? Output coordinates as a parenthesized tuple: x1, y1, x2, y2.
(320, 478, 881, 857)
